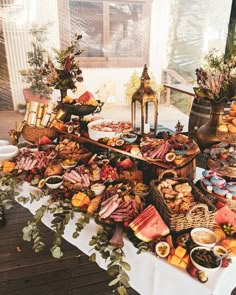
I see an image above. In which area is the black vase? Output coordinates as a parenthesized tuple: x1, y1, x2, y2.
(60, 88, 68, 102)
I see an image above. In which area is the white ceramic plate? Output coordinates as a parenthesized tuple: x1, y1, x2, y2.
(0, 145, 19, 161)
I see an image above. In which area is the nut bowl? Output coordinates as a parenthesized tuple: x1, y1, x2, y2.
(190, 246, 221, 274)
(45, 175, 63, 189)
(190, 227, 216, 248)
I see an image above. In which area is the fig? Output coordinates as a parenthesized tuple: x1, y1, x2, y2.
(115, 139, 125, 147)
(155, 241, 170, 258)
(38, 179, 46, 189)
(197, 271, 208, 283)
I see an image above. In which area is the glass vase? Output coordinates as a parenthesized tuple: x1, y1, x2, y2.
(196, 101, 225, 149)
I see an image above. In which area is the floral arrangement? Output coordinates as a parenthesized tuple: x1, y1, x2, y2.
(41, 34, 84, 91)
(194, 49, 236, 103)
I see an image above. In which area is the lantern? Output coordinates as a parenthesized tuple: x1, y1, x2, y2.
(131, 64, 158, 135)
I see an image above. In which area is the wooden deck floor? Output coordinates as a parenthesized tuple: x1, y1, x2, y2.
(0, 203, 139, 295)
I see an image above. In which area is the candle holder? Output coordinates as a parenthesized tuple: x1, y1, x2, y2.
(131, 64, 158, 135)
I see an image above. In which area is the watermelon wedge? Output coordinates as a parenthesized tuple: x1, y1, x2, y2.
(129, 205, 170, 242)
(215, 205, 236, 229)
(129, 205, 156, 231)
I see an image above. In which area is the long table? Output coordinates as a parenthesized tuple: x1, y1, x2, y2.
(16, 173, 236, 295)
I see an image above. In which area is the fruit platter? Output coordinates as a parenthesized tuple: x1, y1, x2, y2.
(60, 91, 104, 118)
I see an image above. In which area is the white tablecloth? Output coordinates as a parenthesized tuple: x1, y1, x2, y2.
(17, 172, 236, 295)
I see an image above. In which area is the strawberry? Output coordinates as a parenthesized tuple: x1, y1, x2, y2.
(221, 258, 229, 268)
(186, 261, 198, 278)
(219, 153, 228, 160)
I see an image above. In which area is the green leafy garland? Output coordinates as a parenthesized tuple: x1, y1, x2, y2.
(89, 226, 131, 295)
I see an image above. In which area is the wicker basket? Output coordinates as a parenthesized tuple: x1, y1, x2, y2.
(21, 124, 58, 143)
(150, 170, 217, 232)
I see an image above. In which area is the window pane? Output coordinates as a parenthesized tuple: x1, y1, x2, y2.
(69, 1, 104, 57)
(109, 3, 145, 57)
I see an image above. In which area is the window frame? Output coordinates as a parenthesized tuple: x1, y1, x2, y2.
(58, 0, 152, 68)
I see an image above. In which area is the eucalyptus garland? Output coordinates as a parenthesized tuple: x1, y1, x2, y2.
(89, 226, 131, 295)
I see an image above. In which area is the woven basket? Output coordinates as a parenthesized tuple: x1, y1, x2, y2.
(21, 124, 58, 143)
(150, 171, 217, 232)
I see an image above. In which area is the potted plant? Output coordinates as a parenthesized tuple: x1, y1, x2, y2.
(20, 24, 52, 104)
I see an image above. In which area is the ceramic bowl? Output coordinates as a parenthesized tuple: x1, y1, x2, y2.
(121, 133, 138, 144)
(190, 246, 221, 274)
(45, 175, 63, 189)
(190, 227, 216, 248)
(0, 145, 19, 161)
(0, 140, 9, 146)
(213, 245, 229, 258)
(90, 183, 106, 196)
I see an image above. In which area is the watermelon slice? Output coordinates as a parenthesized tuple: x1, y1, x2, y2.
(36, 136, 53, 145)
(129, 205, 156, 231)
(77, 91, 94, 103)
(129, 205, 170, 242)
(215, 205, 236, 229)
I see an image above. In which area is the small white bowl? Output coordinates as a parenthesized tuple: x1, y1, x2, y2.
(0, 145, 19, 161)
(191, 227, 216, 248)
(190, 246, 221, 274)
(121, 133, 138, 144)
(0, 140, 9, 146)
(213, 245, 229, 258)
(45, 175, 63, 189)
(91, 183, 105, 195)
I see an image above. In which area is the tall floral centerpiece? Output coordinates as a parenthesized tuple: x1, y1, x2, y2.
(41, 34, 84, 101)
(193, 49, 236, 148)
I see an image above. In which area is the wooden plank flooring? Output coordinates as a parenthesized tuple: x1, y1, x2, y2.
(0, 203, 139, 295)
